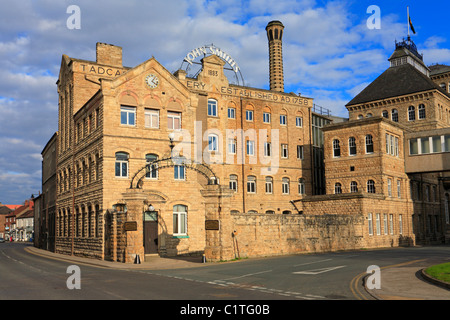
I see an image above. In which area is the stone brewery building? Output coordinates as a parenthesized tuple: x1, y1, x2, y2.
(39, 21, 450, 263)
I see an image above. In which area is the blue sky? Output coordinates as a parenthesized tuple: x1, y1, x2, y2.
(0, 0, 449, 204)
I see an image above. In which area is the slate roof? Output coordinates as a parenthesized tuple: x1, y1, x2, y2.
(346, 63, 450, 107)
(429, 64, 450, 76)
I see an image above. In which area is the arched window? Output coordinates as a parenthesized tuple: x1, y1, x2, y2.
(382, 110, 389, 118)
(391, 109, 398, 122)
(349, 137, 356, 155)
(334, 183, 342, 194)
(207, 99, 218, 117)
(367, 180, 376, 193)
(333, 139, 341, 157)
(145, 154, 158, 179)
(265, 176, 273, 194)
(350, 181, 358, 193)
(365, 135, 374, 154)
(408, 106, 416, 121)
(173, 204, 187, 235)
(418, 104, 426, 120)
(282, 177, 290, 194)
(115, 152, 129, 177)
(229, 174, 238, 192)
(298, 178, 305, 195)
(247, 175, 256, 193)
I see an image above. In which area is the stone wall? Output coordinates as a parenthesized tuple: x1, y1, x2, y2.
(230, 213, 365, 259)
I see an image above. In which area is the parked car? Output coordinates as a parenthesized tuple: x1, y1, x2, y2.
(0, 238, 5, 243)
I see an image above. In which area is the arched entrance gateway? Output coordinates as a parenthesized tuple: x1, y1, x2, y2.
(104, 155, 234, 263)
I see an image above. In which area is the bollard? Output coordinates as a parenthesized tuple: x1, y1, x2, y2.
(202, 254, 206, 263)
(134, 254, 141, 264)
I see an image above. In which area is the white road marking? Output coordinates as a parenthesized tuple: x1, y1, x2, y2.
(293, 265, 346, 275)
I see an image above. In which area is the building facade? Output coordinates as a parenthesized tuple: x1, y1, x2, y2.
(44, 24, 450, 263)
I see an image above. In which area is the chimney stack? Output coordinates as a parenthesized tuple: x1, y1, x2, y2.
(266, 21, 285, 92)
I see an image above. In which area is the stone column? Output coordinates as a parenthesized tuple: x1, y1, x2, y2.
(122, 189, 147, 263)
(201, 184, 234, 262)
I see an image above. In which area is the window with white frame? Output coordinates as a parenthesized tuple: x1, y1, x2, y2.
(264, 142, 272, 157)
(229, 174, 238, 192)
(120, 106, 136, 126)
(418, 104, 426, 120)
(408, 106, 416, 121)
(228, 107, 236, 119)
(389, 214, 394, 235)
(350, 181, 358, 193)
(174, 165, 185, 180)
(265, 176, 273, 194)
(367, 180, 376, 193)
(388, 178, 392, 197)
(297, 145, 304, 160)
(280, 114, 287, 125)
(208, 99, 218, 117)
(167, 111, 181, 130)
(368, 213, 373, 235)
(173, 204, 187, 235)
(247, 176, 256, 193)
(246, 140, 255, 156)
(282, 177, 290, 194)
(391, 109, 399, 122)
(397, 180, 401, 198)
(384, 214, 388, 235)
(366, 135, 374, 154)
(296, 116, 303, 127)
(115, 152, 129, 178)
(349, 137, 356, 156)
(376, 213, 381, 235)
(263, 112, 271, 123)
(281, 144, 288, 158)
(399, 214, 403, 234)
(246, 110, 253, 121)
(298, 178, 305, 195)
(145, 154, 158, 179)
(228, 139, 236, 154)
(334, 183, 342, 194)
(208, 134, 219, 152)
(333, 139, 341, 157)
(145, 109, 159, 128)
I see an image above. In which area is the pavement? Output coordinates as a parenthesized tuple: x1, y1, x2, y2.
(25, 246, 450, 300)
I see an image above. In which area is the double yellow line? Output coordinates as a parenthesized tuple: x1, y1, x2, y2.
(350, 259, 425, 300)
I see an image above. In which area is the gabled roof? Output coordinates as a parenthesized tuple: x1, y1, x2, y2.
(346, 63, 450, 107)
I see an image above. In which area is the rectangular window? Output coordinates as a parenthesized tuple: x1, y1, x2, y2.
(246, 110, 253, 121)
(168, 111, 181, 130)
(208, 100, 217, 117)
(247, 176, 256, 193)
(208, 135, 218, 151)
(368, 213, 373, 235)
(120, 106, 136, 126)
(281, 144, 288, 158)
(384, 214, 388, 235)
(421, 138, 430, 154)
(229, 175, 238, 192)
(297, 145, 304, 160)
(389, 214, 394, 235)
(410, 138, 419, 155)
(432, 136, 442, 153)
(296, 116, 303, 127)
(265, 177, 273, 194)
(174, 165, 185, 180)
(228, 139, 236, 154)
(246, 140, 255, 156)
(263, 112, 271, 123)
(280, 115, 287, 125)
(228, 107, 236, 119)
(399, 214, 403, 235)
(264, 142, 271, 157)
(173, 211, 187, 235)
(282, 178, 290, 194)
(145, 109, 159, 128)
(388, 179, 392, 197)
(397, 180, 401, 198)
(376, 213, 381, 235)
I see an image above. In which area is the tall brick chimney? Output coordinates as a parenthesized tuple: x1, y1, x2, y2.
(266, 21, 285, 92)
(96, 42, 123, 67)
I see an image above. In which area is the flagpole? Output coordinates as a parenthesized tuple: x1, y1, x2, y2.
(407, 6, 410, 38)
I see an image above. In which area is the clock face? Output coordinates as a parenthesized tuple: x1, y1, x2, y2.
(145, 74, 159, 88)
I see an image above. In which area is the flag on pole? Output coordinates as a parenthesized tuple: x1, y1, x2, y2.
(409, 15, 416, 34)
